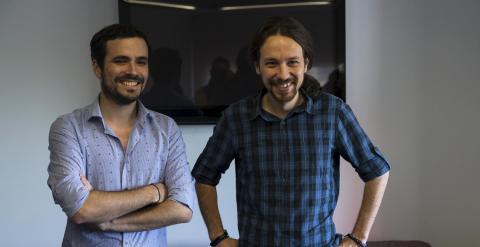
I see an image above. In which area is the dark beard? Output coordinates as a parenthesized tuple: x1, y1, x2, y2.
(100, 74, 144, 105)
(269, 77, 296, 86)
(268, 77, 299, 102)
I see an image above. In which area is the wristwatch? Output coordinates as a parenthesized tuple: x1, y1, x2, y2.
(345, 233, 366, 247)
(210, 230, 229, 246)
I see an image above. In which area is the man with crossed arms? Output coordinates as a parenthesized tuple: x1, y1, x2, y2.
(48, 24, 194, 246)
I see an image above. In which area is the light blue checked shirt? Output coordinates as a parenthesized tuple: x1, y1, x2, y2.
(48, 98, 195, 247)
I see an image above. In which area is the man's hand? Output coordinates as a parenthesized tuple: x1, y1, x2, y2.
(339, 237, 364, 247)
(80, 175, 93, 191)
(216, 238, 239, 247)
(73, 175, 169, 224)
(152, 182, 168, 203)
(80, 174, 167, 204)
(86, 221, 112, 232)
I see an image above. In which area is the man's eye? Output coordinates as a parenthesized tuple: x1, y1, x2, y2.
(137, 60, 148, 66)
(288, 60, 300, 66)
(265, 61, 277, 67)
(114, 59, 128, 64)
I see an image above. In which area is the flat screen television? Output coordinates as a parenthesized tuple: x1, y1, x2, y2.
(119, 0, 345, 124)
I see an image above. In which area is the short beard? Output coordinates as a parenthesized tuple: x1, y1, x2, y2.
(268, 77, 299, 102)
(270, 77, 296, 86)
(100, 74, 144, 105)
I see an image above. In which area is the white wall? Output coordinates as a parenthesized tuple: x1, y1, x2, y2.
(339, 0, 425, 240)
(1, 0, 479, 246)
(344, 1, 480, 246)
(167, 125, 239, 246)
(0, 1, 116, 246)
(418, 1, 480, 246)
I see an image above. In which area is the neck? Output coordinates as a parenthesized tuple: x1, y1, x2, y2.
(99, 93, 138, 127)
(262, 92, 303, 119)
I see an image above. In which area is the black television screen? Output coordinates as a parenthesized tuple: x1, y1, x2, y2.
(119, 0, 345, 124)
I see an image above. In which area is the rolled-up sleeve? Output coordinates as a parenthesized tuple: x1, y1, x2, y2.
(47, 117, 89, 217)
(191, 112, 235, 186)
(164, 121, 195, 210)
(336, 103, 390, 182)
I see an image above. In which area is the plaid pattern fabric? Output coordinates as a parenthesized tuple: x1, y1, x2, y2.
(192, 90, 390, 247)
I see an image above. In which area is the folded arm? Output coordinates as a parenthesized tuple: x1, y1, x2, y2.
(98, 199, 192, 232)
(70, 180, 166, 224)
(94, 121, 194, 231)
(48, 115, 194, 231)
(79, 174, 192, 232)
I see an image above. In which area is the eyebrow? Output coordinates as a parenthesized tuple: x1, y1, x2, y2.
(263, 56, 301, 61)
(112, 55, 130, 60)
(287, 56, 301, 60)
(264, 58, 277, 61)
(111, 55, 148, 61)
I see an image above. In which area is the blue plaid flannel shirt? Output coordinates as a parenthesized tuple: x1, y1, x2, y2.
(192, 89, 390, 247)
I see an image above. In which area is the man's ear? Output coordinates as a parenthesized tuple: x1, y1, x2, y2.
(92, 59, 102, 79)
(255, 61, 260, 75)
(304, 58, 309, 72)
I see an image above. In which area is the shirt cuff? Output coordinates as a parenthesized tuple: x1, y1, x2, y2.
(356, 147, 391, 182)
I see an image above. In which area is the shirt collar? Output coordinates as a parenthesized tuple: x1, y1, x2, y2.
(247, 87, 314, 120)
(247, 88, 266, 120)
(86, 96, 103, 120)
(86, 96, 151, 130)
(136, 101, 151, 129)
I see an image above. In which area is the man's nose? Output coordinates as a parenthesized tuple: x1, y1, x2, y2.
(277, 64, 290, 80)
(126, 62, 139, 75)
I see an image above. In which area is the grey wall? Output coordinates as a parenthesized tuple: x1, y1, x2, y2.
(0, 1, 116, 246)
(418, 1, 480, 245)
(341, 0, 426, 240)
(344, 1, 480, 246)
(1, 0, 479, 246)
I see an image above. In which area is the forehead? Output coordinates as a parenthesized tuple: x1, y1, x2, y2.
(105, 37, 148, 58)
(260, 35, 303, 59)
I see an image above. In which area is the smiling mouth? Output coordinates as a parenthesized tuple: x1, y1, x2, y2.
(271, 77, 296, 89)
(120, 80, 141, 87)
(279, 82, 291, 88)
